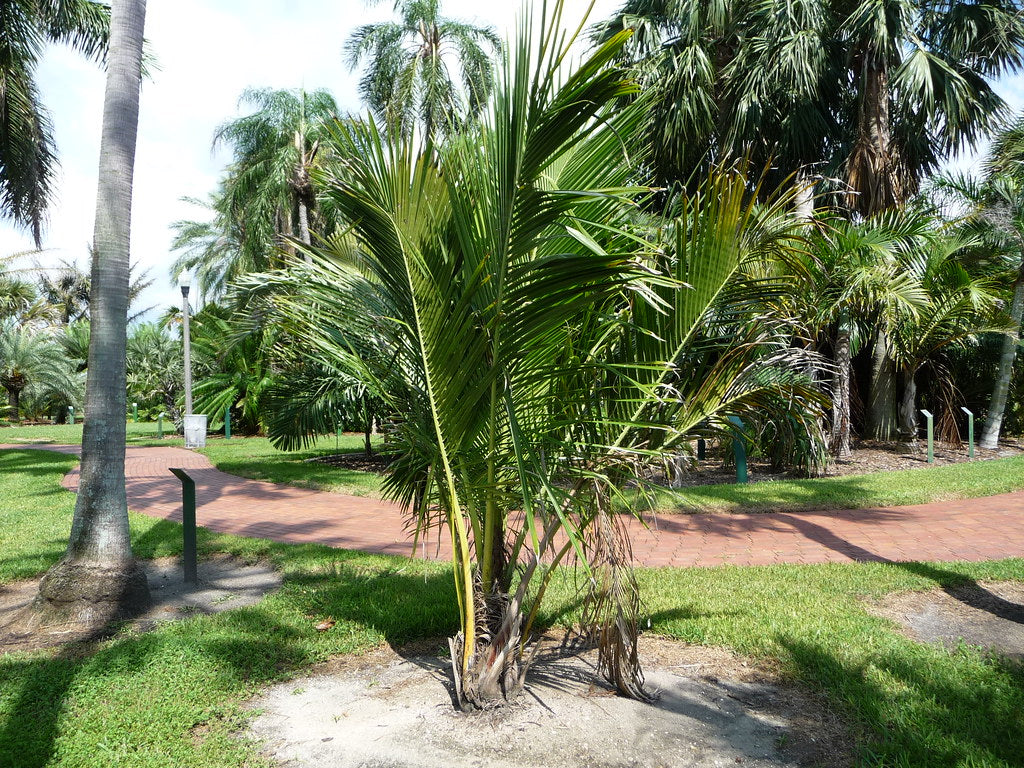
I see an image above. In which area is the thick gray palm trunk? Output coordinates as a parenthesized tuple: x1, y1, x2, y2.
(867, 329, 898, 440)
(980, 262, 1024, 449)
(899, 369, 917, 441)
(829, 328, 852, 457)
(31, 0, 150, 629)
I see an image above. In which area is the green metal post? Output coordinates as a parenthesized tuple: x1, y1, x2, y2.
(169, 468, 198, 584)
(729, 415, 748, 484)
(67, 406, 74, 424)
(921, 409, 934, 463)
(132, 402, 138, 422)
(157, 412, 164, 439)
(961, 407, 974, 459)
(696, 438, 706, 461)
(224, 407, 231, 440)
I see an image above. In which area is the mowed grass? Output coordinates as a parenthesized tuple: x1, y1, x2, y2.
(646, 453, 1024, 514)
(1, 448, 1024, 767)
(0, 423, 385, 497)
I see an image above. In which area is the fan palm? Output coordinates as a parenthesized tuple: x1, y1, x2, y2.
(0, 0, 110, 244)
(345, 0, 502, 139)
(250, 4, 826, 709)
(594, 0, 1024, 216)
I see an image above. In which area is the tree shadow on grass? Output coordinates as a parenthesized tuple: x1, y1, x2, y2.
(0, 553, 456, 768)
(781, 636, 1024, 767)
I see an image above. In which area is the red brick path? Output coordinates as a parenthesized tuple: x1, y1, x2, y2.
(4, 444, 1023, 568)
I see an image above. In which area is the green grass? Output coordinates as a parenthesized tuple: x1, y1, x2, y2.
(641, 453, 1024, 514)
(2, 447, 1024, 767)
(0, 423, 385, 497)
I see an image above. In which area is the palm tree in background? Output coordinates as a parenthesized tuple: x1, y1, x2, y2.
(214, 88, 341, 253)
(345, 0, 502, 139)
(0, 0, 110, 245)
(30, 0, 150, 631)
(0, 321, 76, 420)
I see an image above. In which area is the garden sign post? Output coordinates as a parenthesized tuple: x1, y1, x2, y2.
(729, 415, 748, 483)
(169, 468, 198, 584)
(960, 407, 974, 458)
(920, 409, 934, 463)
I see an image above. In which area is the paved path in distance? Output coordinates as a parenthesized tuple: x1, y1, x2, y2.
(3, 443, 1023, 568)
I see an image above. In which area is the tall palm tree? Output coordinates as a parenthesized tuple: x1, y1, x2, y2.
(214, 88, 341, 252)
(0, 0, 110, 245)
(30, 0, 149, 630)
(345, 0, 502, 139)
(252, 4, 825, 708)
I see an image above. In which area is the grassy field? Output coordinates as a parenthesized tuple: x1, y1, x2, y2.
(1, 447, 1024, 767)
(3, 422, 1024, 514)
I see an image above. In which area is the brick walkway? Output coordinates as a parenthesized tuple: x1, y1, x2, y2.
(4, 443, 1024, 567)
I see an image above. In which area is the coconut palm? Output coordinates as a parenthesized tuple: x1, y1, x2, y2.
(250, 5, 826, 708)
(0, 0, 110, 244)
(345, 0, 502, 139)
(168, 194, 247, 302)
(31, 0, 149, 630)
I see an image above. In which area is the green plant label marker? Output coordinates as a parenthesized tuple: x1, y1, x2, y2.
(729, 415, 748, 484)
(921, 409, 934, 463)
(960, 407, 974, 459)
(224, 407, 231, 440)
(169, 468, 198, 584)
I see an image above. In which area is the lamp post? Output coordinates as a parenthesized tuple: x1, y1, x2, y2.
(181, 276, 193, 417)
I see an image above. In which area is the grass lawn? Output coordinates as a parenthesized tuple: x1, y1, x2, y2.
(2, 447, 1024, 767)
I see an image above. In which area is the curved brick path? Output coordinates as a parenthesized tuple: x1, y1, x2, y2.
(3, 443, 1024, 567)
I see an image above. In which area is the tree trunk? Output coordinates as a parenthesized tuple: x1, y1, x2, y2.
(794, 169, 815, 221)
(6, 386, 20, 423)
(867, 330, 897, 441)
(846, 49, 902, 216)
(363, 396, 373, 456)
(830, 328, 852, 457)
(28, 0, 150, 631)
(899, 369, 917, 442)
(980, 261, 1024, 449)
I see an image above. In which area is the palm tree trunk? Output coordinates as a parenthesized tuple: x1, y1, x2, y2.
(867, 329, 898, 440)
(830, 328, 852, 457)
(30, 0, 150, 630)
(899, 369, 917, 441)
(980, 261, 1024, 449)
(847, 49, 901, 216)
(7, 387, 20, 423)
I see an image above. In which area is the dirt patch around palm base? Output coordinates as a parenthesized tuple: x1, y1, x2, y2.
(0, 555, 282, 653)
(869, 581, 1024, 662)
(248, 636, 852, 768)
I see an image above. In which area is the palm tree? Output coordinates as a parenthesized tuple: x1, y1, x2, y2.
(168, 194, 247, 302)
(252, 4, 825, 708)
(214, 88, 341, 252)
(935, 142, 1024, 449)
(126, 322, 182, 419)
(30, 0, 150, 630)
(0, 322, 76, 421)
(0, 0, 110, 245)
(345, 0, 502, 139)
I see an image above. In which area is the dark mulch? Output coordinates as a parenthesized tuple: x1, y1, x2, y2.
(306, 451, 396, 473)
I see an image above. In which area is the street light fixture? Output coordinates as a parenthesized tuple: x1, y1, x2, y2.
(180, 275, 193, 417)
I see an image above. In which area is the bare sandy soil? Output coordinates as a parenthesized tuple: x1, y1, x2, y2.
(248, 636, 852, 768)
(0, 555, 282, 653)
(869, 581, 1024, 662)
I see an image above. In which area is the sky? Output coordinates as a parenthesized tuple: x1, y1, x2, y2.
(1, 0, 1022, 320)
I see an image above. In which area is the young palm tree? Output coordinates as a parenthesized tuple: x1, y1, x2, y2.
(935, 158, 1024, 449)
(0, 322, 76, 421)
(30, 0, 150, 629)
(251, 5, 826, 708)
(0, 0, 110, 244)
(345, 0, 502, 139)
